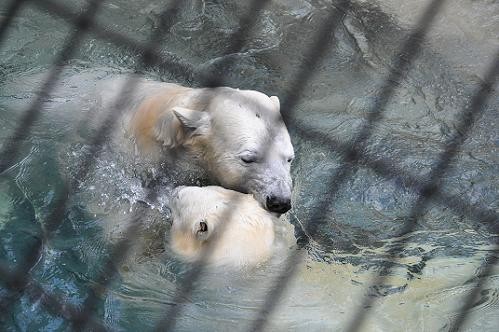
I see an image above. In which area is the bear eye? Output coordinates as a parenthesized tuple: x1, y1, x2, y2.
(198, 221, 208, 233)
(287, 156, 294, 163)
(241, 155, 257, 164)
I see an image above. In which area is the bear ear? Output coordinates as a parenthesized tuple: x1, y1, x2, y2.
(153, 107, 210, 148)
(172, 106, 210, 131)
(195, 219, 210, 241)
(269, 96, 280, 111)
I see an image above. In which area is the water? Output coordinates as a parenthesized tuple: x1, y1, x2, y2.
(1, 0, 498, 331)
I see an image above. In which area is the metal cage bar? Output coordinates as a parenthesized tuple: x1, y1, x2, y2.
(249, 0, 448, 330)
(344, 50, 499, 332)
(0, 0, 107, 320)
(0, 0, 497, 331)
(0, 0, 29, 49)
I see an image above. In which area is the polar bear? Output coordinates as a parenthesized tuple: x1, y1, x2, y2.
(98, 78, 294, 213)
(168, 185, 289, 266)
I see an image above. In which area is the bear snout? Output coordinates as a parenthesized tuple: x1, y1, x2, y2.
(266, 194, 291, 214)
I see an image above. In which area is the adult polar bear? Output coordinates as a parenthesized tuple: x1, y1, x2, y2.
(98, 77, 294, 213)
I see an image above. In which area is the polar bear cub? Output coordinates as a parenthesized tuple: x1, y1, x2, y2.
(168, 186, 284, 266)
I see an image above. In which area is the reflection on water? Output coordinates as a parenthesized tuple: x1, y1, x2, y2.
(1, 0, 498, 331)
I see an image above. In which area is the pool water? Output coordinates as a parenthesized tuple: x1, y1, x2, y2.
(1, 0, 498, 331)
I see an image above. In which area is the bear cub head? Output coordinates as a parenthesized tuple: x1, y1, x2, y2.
(168, 185, 279, 266)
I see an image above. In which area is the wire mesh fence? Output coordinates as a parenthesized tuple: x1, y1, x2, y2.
(0, 0, 498, 331)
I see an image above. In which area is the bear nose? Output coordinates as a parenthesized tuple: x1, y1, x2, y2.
(266, 195, 292, 214)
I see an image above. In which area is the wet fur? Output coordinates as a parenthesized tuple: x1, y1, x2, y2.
(97, 77, 294, 210)
(169, 186, 278, 266)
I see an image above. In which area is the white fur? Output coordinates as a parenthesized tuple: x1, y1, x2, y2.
(169, 186, 280, 266)
(97, 78, 295, 211)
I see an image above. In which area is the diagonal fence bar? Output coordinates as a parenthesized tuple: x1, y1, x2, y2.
(1, 0, 274, 328)
(0, 0, 497, 330)
(0, 263, 108, 331)
(279, 1, 349, 120)
(48, 2, 187, 330)
(72, 205, 153, 330)
(154, 1, 364, 331)
(448, 245, 499, 331)
(1, 73, 495, 331)
(292, 124, 499, 235)
(0, 0, 107, 319)
(293, 124, 499, 332)
(0, 0, 106, 173)
(0, 0, 204, 328)
(199, 0, 273, 88)
(344, 49, 499, 332)
(249, 0, 448, 330)
(0, 0, 185, 324)
(0, 0, 28, 49)
(71, 1, 276, 330)
(148, 1, 290, 330)
(31, 0, 195, 82)
(154, 2, 355, 329)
